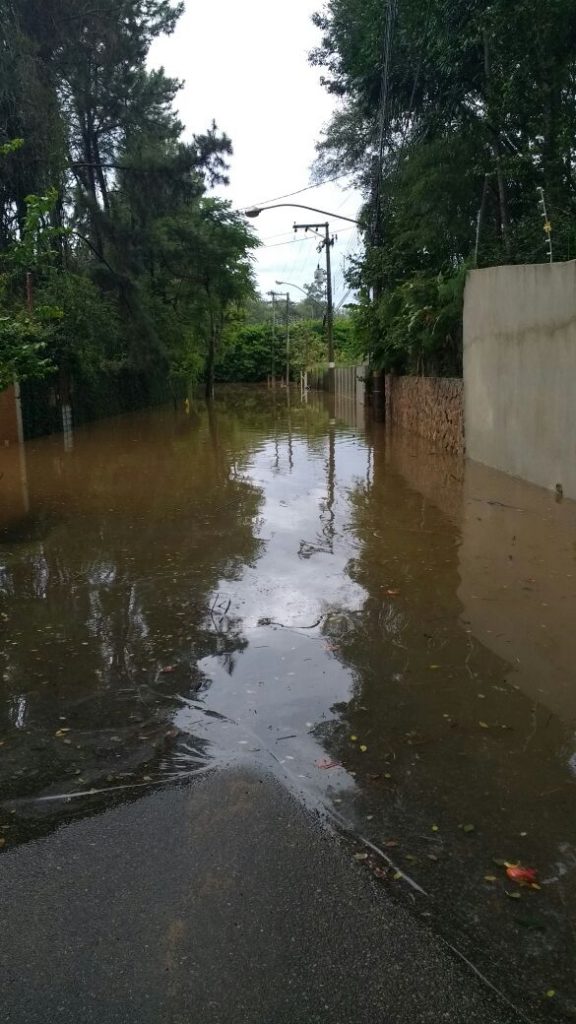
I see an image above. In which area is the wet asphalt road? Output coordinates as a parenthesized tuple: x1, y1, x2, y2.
(1, 770, 521, 1024)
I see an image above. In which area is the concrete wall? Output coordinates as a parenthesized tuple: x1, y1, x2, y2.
(464, 260, 576, 498)
(385, 375, 464, 455)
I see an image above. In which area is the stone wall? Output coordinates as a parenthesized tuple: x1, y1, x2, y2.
(384, 375, 464, 455)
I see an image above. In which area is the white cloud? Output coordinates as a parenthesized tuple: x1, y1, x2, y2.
(150, 0, 362, 299)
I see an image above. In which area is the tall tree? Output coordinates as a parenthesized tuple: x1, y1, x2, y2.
(311, 0, 576, 374)
(0, 0, 258, 408)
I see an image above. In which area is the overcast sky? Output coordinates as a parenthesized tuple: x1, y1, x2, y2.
(150, 0, 362, 304)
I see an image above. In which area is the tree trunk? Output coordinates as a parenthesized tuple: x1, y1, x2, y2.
(493, 143, 510, 257)
(205, 309, 216, 400)
(484, 30, 510, 257)
(92, 133, 110, 214)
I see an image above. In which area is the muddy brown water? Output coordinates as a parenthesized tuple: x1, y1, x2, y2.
(2, 387, 576, 1021)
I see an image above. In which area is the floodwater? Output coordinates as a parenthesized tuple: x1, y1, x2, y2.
(2, 387, 576, 1021)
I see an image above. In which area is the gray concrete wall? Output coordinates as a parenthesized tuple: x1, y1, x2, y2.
(464, 260, 576, 498)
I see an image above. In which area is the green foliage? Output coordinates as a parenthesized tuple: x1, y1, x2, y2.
(0, 139, 24, 157)
(35, 272, 121, 380)
(311, 0, 576, 375)
(363, 267, 466, 376)
(0, 2, 257, 408)
(0, 306, 53, 390)
(216, 314, 359, 383)
(0, 184, 63, 386)
(216, 324, 280, 382)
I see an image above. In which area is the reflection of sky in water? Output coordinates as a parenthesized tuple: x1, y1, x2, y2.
(172, 429, 372, 816)
(211, 436, 369, 629)
(9, 695, 27, 730)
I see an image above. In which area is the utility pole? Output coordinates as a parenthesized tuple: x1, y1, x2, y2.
(293, 221, 335, 392)
(271, 290, 291, 386)
(285, 292, 290, 387)
(267, 290, 279, 385)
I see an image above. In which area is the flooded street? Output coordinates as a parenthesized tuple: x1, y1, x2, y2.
(2, 387, 576, 1021)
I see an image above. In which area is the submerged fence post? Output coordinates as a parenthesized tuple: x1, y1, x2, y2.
(372, 371, 386, 422)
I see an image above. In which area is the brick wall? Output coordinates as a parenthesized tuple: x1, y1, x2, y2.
(384, 375, 464, 455)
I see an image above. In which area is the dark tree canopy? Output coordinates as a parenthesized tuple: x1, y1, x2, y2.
(0, 0, 257, 397)
(311, 0, 576, 374)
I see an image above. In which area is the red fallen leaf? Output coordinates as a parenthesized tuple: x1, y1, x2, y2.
(386, 589, 401, 597)
(316, 758, 341, 770)
(506, 864, 538, 885)
(160, 665, 176, 674)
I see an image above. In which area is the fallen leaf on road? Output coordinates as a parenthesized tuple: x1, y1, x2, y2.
(386, 589, 400, 597)
(360, 744, 368, 753)
(350, 735, 358, 742)
(484, 875, 497, 882)
(431, 824, 439, 832)
(354, 852, 369, 861)
(55, 728, 70, 737)
(315, 758, 340, 770)
(505, 891, 522, 899)
(0, 838, 6, 849)
(383, 839, 399, 848)
(160, 665, 176, 674)
(479, 721, 489, 729)
(462, 824, 476, 834)
(506, 864, 538, 885)
(546, 990, 556, 999)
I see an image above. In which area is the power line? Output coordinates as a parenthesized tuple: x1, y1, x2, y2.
(261, 237, 317, 250)
(239, 173, 353, 212)
(260, 226, 356, 250)
(260, 229, 304, 243)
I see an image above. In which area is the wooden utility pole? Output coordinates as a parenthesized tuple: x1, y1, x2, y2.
(266, 290, 279, 384)
(293, 221, 335, 392)
(285, 292, 291, 387)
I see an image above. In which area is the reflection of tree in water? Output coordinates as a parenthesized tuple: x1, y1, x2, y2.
(316, 452, 576, 1021)
(0, 402, 265, 842)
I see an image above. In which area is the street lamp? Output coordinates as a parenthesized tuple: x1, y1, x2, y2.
(245, 202, 360, 225)
(275, 280, 306, 295)
(249, 204, 360, 392)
